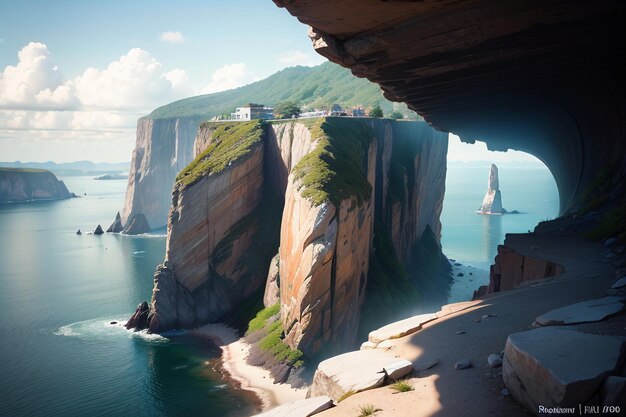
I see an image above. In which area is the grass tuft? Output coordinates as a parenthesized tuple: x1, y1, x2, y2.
(390, 380, 414, 392)
(338, 390, 357, 403)
(357, 403, 381, 417)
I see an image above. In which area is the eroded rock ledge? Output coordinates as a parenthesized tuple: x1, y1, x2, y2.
(129, 117, 450, 362)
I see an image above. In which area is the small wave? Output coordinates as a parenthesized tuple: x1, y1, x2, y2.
(53, 317, 169, 344)
(132, 250, 146, 255)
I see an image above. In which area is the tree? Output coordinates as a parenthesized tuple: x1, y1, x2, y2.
(388, 111, 404, 120)
(369, 105, 383, 118)
(275, 101, 301, 119)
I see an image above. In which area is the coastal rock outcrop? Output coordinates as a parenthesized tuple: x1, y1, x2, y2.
(117, 116, 204, 234)
(136, 117, 449, 361)
(478, 164, 505, 214)
(126, 302, 149, 331)
(93, 225, 104, 235)
(107, 212, 123, 233)
(0, 168, 72, 203)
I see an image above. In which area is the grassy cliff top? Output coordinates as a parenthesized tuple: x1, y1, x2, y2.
(292, 117, 374, 206)
(146, 62, 393, 120)
(176, 120, 264, 187)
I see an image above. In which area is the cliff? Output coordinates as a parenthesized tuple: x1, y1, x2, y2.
(132, 117, 449, 363)
(0, 168, 73, 203)
(117, 116, 203, 234)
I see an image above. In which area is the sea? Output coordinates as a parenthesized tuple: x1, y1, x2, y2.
(0, 161, 559, 417)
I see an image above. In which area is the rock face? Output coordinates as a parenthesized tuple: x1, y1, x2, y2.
(93, 225, 104, 235)
(253, 396, 333, 417)
(125, 302, 149, 331)
(107, 212, 123, 233)
(477, 164, 505, 214)
(0, 168, 72, 203)
(484, 244, 564, 294)
(503, 327, 625, 412)
(274, 1, 626, 217)
(117, 116, 204, 234)
(140, 118, 449, 359)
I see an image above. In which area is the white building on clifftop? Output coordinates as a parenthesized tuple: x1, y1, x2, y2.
(231, 103, 274, 121)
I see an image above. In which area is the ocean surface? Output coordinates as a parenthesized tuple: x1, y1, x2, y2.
(0, 161, 559, 417)
(441, 162, 560, 302)
(0, 177, 255, 417)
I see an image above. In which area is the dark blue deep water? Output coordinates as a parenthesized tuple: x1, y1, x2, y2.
(0, 177, 255, 417)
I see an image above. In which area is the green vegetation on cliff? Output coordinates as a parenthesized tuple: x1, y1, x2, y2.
(246, 304, 304, 368)
(290, 117, 373, 206)
(176, 120, 263, 186)
(147, 62, 395, 120)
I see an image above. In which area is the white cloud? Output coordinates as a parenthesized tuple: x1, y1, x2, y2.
(278, 50, 326, 67)
(160, 31, 186, 44)
(200, 63, 258, 94)
(0, 42, 78, 109)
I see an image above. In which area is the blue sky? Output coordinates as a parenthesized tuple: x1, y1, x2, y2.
(0, 0, 539, 164)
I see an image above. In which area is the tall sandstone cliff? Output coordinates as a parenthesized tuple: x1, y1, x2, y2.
(138, 117, 449, 359)
(118, 116, 203, 234)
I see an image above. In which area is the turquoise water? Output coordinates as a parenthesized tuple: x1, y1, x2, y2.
(441, 162, 560, 301)
(0, 177, 255, 417)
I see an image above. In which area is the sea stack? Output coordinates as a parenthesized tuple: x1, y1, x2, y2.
(478, 164, 506, 214)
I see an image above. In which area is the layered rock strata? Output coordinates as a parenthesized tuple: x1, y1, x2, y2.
(135, 117, 449, 361)
(117, 116, 204, 234)
(0, 168, 72, 203)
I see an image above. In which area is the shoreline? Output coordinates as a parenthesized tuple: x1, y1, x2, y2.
(192, 323, 307, 413)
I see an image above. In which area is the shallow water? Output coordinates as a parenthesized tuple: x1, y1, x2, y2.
(0, 176, 255, 417)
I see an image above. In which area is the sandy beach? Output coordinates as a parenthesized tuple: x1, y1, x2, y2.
(193, 323, 307, 412)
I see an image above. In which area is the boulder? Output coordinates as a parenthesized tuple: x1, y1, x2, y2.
(368, 313, 438, 344)
(253, 396, 333, 417)
(454, 359, 472, 370)
(308, 349, 413, 402)
(76, 229, 81, 235)
(534, 296, 625, 326)
(125, 301, 150, 331)
(503, 327, 625, 412)
(487, 353, 503, 368)
(93, 225, 104, 235)
(107, 211, 123, 233)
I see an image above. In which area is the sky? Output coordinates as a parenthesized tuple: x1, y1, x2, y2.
(0, 0, 540, 164)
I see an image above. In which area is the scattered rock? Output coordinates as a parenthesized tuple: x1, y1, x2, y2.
(605, 237, 617, 246)
(456, 331, 466, 335)
(501, 388, 510, 397)
(253, 396, 333, 417)
(93, 224, 104, 235)
(534, 296, 625, 326)
(308, 349, 413, 402)
(469, 272, 473, 275)
(454, 359, 472, 370)
(76, 229, 82, 235)
(125, 301, 150, 330)
(487, 353, 503, 368)
(110, 321, 118, 325)
(482, 314, 497, 319)
(454, 262, 461, 266)
(600, 376, 626, 408)
(368, 313, 438, 344)
(457, 272, 464, 277)
(503, 327, 624, 411)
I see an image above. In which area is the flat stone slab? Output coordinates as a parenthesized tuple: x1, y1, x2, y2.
(534, 296, 625, 326)
(368, 313, 437, 344)
(308, 349, 413, 402)
(254, 396, 333, 417)
(503, 327, 624, 412)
